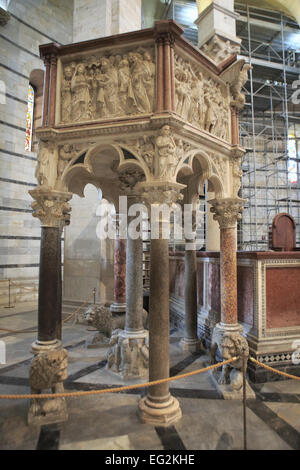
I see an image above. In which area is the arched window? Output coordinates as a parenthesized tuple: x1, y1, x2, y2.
(25, 83, 34, 152)
(25, 69, 44, 153)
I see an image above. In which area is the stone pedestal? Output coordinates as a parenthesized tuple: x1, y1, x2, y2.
(195, 0, 241, 64)
(180, 240, 202, 353)
(28, 188, 71, 426)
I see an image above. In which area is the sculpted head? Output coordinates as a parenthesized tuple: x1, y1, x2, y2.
(161, 125, 171, 136)
(64, 66, 73, 80)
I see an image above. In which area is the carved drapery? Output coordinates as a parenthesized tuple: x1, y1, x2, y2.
(60, 47, 156, 124)
(174, 53, 230, 142)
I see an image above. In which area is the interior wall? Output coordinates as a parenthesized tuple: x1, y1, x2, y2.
(0, 0, 73, 306)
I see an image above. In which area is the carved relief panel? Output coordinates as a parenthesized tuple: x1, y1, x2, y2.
(174, 53, 231, 142)
(60, 47, 156, 124)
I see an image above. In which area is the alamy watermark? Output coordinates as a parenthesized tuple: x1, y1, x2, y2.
(291, 77, 300, 105)
(0, 340, 6, 365)
(95, 196, 203, 246)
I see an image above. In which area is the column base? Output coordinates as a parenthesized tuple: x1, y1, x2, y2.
(138, 394, 182, 426)
(180, 337, 203, 353)
(110, 302, 126, 313)
(106, 329, 149, 380)
(28, 346, 68, 427)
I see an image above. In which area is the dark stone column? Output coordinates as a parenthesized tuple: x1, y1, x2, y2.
(110, 217, 126, 313)
(37, 226, 61, 345)
(125, 235, 144, 333)
(139, 211, 181, 426)
(28, 187, 72, 426)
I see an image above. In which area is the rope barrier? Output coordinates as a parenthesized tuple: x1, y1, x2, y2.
(250, 357, 300, 381)
(0, 357, 237, 400)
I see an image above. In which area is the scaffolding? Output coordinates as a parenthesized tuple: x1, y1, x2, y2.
(236, 3, 300, 250)
(166, 0, 300, 251)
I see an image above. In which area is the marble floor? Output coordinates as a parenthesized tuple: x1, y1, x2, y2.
(0, 302, 300, 450)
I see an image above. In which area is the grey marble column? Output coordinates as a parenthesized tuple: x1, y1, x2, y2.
(106, 205, 149, 379)
(180, 239, 202, 352)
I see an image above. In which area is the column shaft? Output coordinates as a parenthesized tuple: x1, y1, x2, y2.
(111, 236, 126, 312)
(38, 226, 61, 343)
(148, 237, 170, 400)
(184, 247, 198, 340)
(125, 236, 143, 333)
(220, 227, 238, 324)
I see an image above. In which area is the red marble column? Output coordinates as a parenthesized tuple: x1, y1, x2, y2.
(156, 37, 164, 112)
(209, 198, 244, 327)
(231, 106, 239, 146)
(220, 227, 238, 324)
(48, 54, 57, 127)
(170, 40, 175, 112)
(110, 235, 126, 313)
(163, 36, 172, 111)
(42, 54, 51, 126)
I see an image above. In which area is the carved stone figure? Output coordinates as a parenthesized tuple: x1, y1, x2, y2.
(210, 332, 249, 391)
(230, 63, 252, 109)
(35, 141, 58, 188)
(61, 65, 73, 122)
(70, 63, 91, 121)
(139, 135, 155, 171)
(156, 125, 177, 178)
(129, 52, 152, 114)
(28, 349, 68, 425)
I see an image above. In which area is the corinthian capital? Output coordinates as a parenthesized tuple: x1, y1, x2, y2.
(209, 197, 245, 229)
(29, 188, 72, 228)
(136, 181, 184, 206)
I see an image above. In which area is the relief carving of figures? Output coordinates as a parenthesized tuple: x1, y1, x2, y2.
(61, 48, 155, 123)
(174, 54, 230, 142)
(35, 141, 58, 189)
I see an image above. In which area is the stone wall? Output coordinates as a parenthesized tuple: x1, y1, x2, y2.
(0, 0, 73, 305)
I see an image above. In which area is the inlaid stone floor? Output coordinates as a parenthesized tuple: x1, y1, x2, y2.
(0, 303, 300, 450)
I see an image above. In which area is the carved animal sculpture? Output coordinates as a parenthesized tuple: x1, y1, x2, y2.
(211, 332, 249, 390)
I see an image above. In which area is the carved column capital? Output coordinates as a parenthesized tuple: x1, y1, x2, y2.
(117, 167, 146, 197)
(136, 181, 184, 207)
(29, 188, 72, 228)
(209, 197, 245, 229)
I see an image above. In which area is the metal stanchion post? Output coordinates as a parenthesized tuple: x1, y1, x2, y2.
(243, 352, 247, 450)
(93, 288, 96, 305)
(5, 279, 15, 309)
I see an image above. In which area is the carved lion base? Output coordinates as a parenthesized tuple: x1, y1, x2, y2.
(84, 305, 148, 348)
(106, 329, 149, 380)
(138, 394, 182, 426)
(28, 348, 68, 426)
(209, 323, 255, 400)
